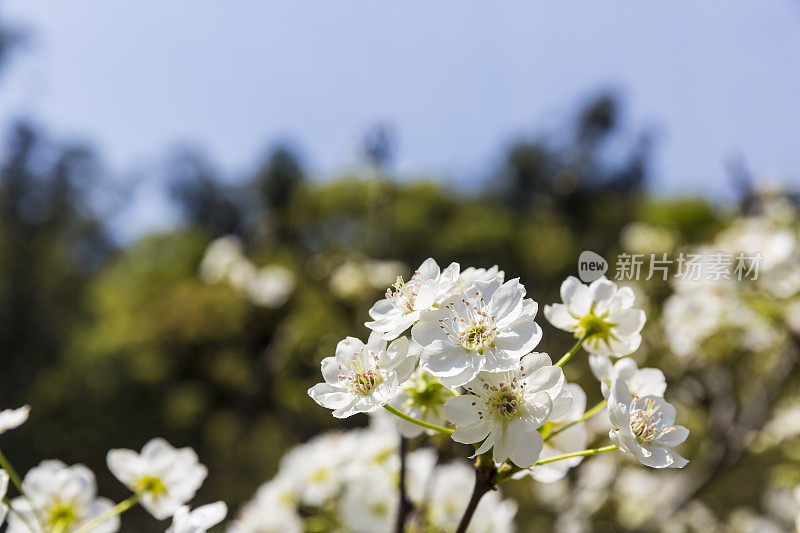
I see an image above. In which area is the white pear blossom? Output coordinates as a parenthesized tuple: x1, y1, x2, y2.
(449, 265, 505, 297)
(545, 276, 646, 357)
(529, 384, 589, 483)
(8, 460, 118, 533)
(444, 352, 572, 467)
(366, 258, 460, 340)
(308, 333, 418, 418)
(607, 379, 689, 469)
(167, 502, 227, 533)
(388, 368, 455, 438)
(107, 438, 208, 520)
(0, 405, 30, 434)
(589, 355, 666, 399)
(413, 277, 542, 387)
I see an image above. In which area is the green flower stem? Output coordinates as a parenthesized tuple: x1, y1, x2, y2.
(383, 405, 454, 435)
(494, 444, 618, 483)
(0, 447, 25, 498)
(0, 447, 48, 531)
(543, 399, 607, 443)
(73, 493, 142, 533)
(556, 333, 588, 367)
(3, 496, 37, 533)
(534, 444, 618, 466)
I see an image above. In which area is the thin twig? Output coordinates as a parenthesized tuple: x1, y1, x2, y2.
(654, 333, 800, 524)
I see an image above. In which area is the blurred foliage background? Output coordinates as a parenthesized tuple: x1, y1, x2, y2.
(1, 7, 798, 533)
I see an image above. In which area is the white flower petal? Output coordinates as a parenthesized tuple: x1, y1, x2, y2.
(508, 419, 543, 468)
(544, 303, 579, 331)
(335, 337, 366, 368)
(560, 277, 591, 316)
(656, 425, 689, 447)
(420, 342, 470, 378)
(611, 308, 646, 335)
(494, 318, 542, 359)
(588, 354, 613, 382)
(588, 277, 617, 314)
(490, 279, 526, 326)
(452, 422, 492, 445)
(416, 258, 441, 281)
(444, 395, 480, 424)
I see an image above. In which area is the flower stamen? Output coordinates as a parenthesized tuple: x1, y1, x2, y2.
(629, 397, 675, 443)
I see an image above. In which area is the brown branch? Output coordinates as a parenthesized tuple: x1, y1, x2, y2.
(455, 458, 497, 533)
(394, 437, 413, 533)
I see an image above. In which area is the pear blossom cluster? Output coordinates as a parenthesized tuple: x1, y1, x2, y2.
(308, 258, 690, 530)
(528, 191, 800, 531)
(227, 416, 518, 533)
(0, 256, 694, 532)
(0, 405, 226, 533)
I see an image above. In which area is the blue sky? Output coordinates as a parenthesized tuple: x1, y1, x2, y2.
(1, 1, 799, 237)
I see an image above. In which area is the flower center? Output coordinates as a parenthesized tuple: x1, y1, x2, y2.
(629, 397, 675, 443)
(402, 373, 453, 412)
(47, 501, 79, 530)
(480, 380, 523, 420)
(135, 475, 169, 497)
(310, 468, 330, 483)
(385, 273, 423, 313)
(342, 355, 384, 395)
(438, 294, 498, 354)
(577, 312, 614, 339)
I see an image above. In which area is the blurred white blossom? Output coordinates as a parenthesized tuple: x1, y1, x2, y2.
(107, 438, 208, 520)
(198, 236, 244, 284)
(0, 405, 30, 434)
(198, 235, 295, 307)
(168, 502, 227, 533)
(245, 265, 295, 308)
(620, 222, 677, 255)
(9, 461, 118, 533)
